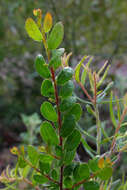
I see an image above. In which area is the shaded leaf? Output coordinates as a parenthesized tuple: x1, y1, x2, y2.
(35, 54, 51, 78)
(64, 129, 81, 151)
(57, 67, 74, 85)
(41, 79, 54, 97)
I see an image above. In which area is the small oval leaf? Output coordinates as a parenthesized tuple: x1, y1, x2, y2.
(40, 121, 59, 145)
(57, 67, 74, 85)
(35, 54, 51, 78)
(43, 12, 53, 33)
(41, 79, 54, 97)
(60, 80, 74, 99)
(48, 22, 64, 50)
(61, 115, 75, 137)
(25, 18, 43, 42)
(64, 129, 81, 151)
(40, 101, 58, 122)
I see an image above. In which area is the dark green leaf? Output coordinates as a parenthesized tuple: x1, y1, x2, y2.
(55, 145, 62, 157)
(40, 101, 58, 122)
(83, 181, 99, 190)
(49, 55, 61, 70)
(64, 129, 81, 151)
(35, 54, 51, 78)
(63, 150, 76, 165)
(51, 169, 58, 180)
(40, 121, 59, 145)
(64, 177, 73, 188)
(27, 145, 38, 166)
(60, 80, 74, 99)
(64, 164, 75, 176)
(61, 115, 75, 137)
(33, 174, 48, 184)
(60, 96, 76, 112)
(73, 163, 90, 181)
(41, 79, 54, 97)
(48, 22, 64, 50)
(66, 103, 82, 121)
(39, 161, 50, 174)
(57, 67, 74, 85)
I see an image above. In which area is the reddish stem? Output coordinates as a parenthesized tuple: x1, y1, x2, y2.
(50, 67, 62, 145)
(50, 67, 63, 190)
(78, 81, 94, 104)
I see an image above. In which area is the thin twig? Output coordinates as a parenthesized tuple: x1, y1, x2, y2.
(78, 81, 94, 104)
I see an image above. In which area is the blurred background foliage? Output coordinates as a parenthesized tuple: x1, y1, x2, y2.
(0, 0, 127, 144)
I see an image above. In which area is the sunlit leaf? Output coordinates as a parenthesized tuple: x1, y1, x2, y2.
(25, 18, 43, 41)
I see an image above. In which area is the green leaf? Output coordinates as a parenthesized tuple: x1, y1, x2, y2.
(64, 129, 81, 151)
(66, 103, 82, 121)
(60, 80, 74, 99)
(61, 115, 75, 137)
(83, 181, 99, 190)
(64, 177, 73, 188)
(75, 62, 82, 83)
(18, 156, 27, 168)
(64, 164, 75, 176)
(97, 167, 113, 180)
(35, 54, 51, 78)
(39, 154, 53, 163)
(57, 67, 74, 85)
(40, 101, 58, 122)
(52, 48, 65, 57)
(48, 22, 64, 50)
(81, 56, 93, 85)
(63, 150, 76, 165)
(33, 174, 48, 184)
(60, 96, 76, 112)
(55, 145, 62, 157)
(41, 79, 54, 97)
(49, 48, 65, 70)
(49, 54, 61, 70)
(40, 121, 59, 145)
(88, 157, 100, 173)
(75, 56, 88, 83)
(25, 18, 43, 41)
(22, 165, 31, 178)
(39, 161, 50, 174)
(51, 169, 58, 180)
(73, 163, 90, 181)
(27, 145, 38, 166)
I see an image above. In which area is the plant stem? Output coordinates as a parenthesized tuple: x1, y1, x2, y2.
(23, 158, 59, 185)
(42, 30, 64, 190)
(94, 104, 101, 155)
(93, 73, 101, 155)
(50, 67, 64, 190)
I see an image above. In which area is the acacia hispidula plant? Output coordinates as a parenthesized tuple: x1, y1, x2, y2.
(1, 9, 127, 190)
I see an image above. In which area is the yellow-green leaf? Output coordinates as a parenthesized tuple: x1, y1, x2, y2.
(25, 18, 43, 42)
(43, 12, 53, 33)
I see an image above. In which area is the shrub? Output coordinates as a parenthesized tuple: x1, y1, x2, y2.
(1, 9, 127, 190)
